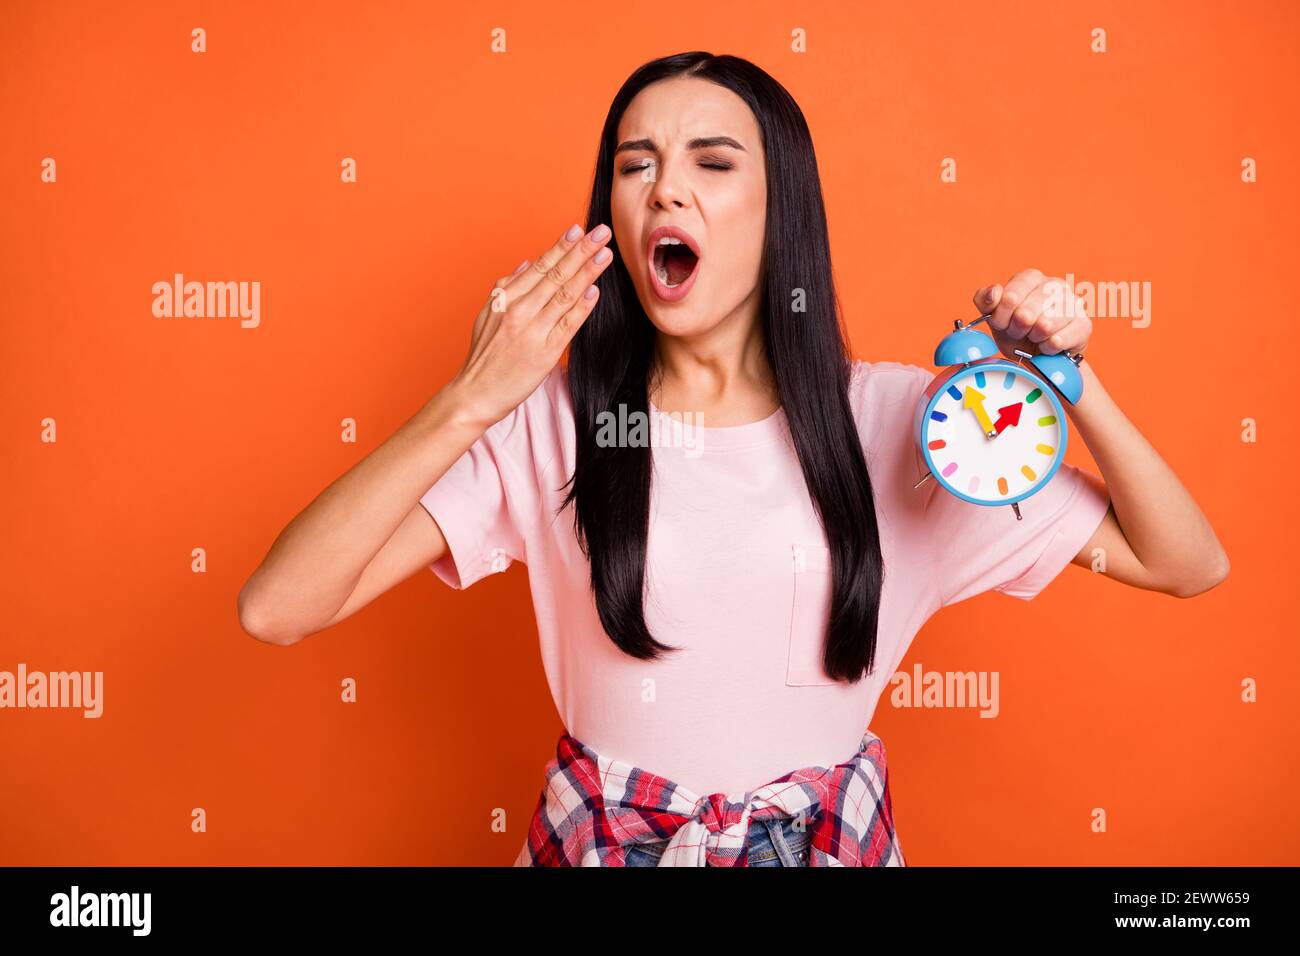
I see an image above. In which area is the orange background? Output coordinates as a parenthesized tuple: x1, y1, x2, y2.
(1, 0, 1296, 865)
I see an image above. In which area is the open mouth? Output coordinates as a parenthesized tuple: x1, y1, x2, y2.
(646, 225, 702, 301)
(653, 239, 699, 288)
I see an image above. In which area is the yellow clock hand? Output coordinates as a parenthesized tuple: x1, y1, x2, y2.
(962, 387, 998, 438)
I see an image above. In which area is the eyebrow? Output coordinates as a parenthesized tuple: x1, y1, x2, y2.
(614, 136, 747, 155)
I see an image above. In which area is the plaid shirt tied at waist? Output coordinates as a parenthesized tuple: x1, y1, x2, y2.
(516, 729, 905, 867)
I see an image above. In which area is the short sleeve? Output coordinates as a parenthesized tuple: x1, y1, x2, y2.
(418, 410, 529, 589)
(934, 461, 1110, 606)
(886, 363, 1112, 608)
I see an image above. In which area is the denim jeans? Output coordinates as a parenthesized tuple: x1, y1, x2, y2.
(622, 815, 811, 866)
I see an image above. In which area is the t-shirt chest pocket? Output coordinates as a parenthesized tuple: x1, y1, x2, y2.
(786, 543, 836, 686)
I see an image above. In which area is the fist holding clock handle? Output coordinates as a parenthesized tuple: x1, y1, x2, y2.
(976, 268, 1093, 362)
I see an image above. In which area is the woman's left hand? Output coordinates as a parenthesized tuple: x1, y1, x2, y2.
(974, 268, 1093, 361)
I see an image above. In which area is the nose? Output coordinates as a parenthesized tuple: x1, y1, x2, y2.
(647, 154, 691, 210)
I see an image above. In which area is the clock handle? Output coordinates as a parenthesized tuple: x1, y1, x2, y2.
(966, 313, 1086, 368)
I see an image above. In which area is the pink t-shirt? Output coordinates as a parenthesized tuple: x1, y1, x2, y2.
(419, 360, 1111, 796)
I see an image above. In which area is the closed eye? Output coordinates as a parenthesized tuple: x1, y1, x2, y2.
(619, 160, 733, 175)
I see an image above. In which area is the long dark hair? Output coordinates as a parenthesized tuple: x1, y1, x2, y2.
(560, 51, 884, 683)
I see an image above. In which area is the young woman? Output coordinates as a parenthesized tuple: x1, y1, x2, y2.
(237, 52, 1228, 867)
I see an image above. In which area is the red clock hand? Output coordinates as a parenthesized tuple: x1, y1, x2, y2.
(993, 402, 1022, 435)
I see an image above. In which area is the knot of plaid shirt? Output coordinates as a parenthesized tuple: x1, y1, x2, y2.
(515, 729, 906, 867)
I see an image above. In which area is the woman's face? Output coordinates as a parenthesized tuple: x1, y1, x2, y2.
(610, 77, 767, 339)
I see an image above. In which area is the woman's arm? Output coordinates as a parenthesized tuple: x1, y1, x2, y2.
(1065, 360, 1228, 596)
(236, 388, 486, 646)
(976, 270, 1229, 599)
(237, 221, 614, 645)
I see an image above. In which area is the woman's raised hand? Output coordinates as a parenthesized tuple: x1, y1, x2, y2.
(449, 222, 614, 428)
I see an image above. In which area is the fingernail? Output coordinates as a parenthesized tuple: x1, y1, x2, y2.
(594, 248, 612, 264)
(564, 224, 582, 242)
(589, 224, 610, 242)
(583, 285, 598, 300)
(513, 259, 529, 275)
(986, 288, 996, 304)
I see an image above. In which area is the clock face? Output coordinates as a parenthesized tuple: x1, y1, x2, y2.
(920, 364, 1066, 505)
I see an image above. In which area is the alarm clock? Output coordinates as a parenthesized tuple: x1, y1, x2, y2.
(913, 314, 1085, 521)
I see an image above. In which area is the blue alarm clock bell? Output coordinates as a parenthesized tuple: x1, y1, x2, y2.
(913, 314, 1085, 521)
